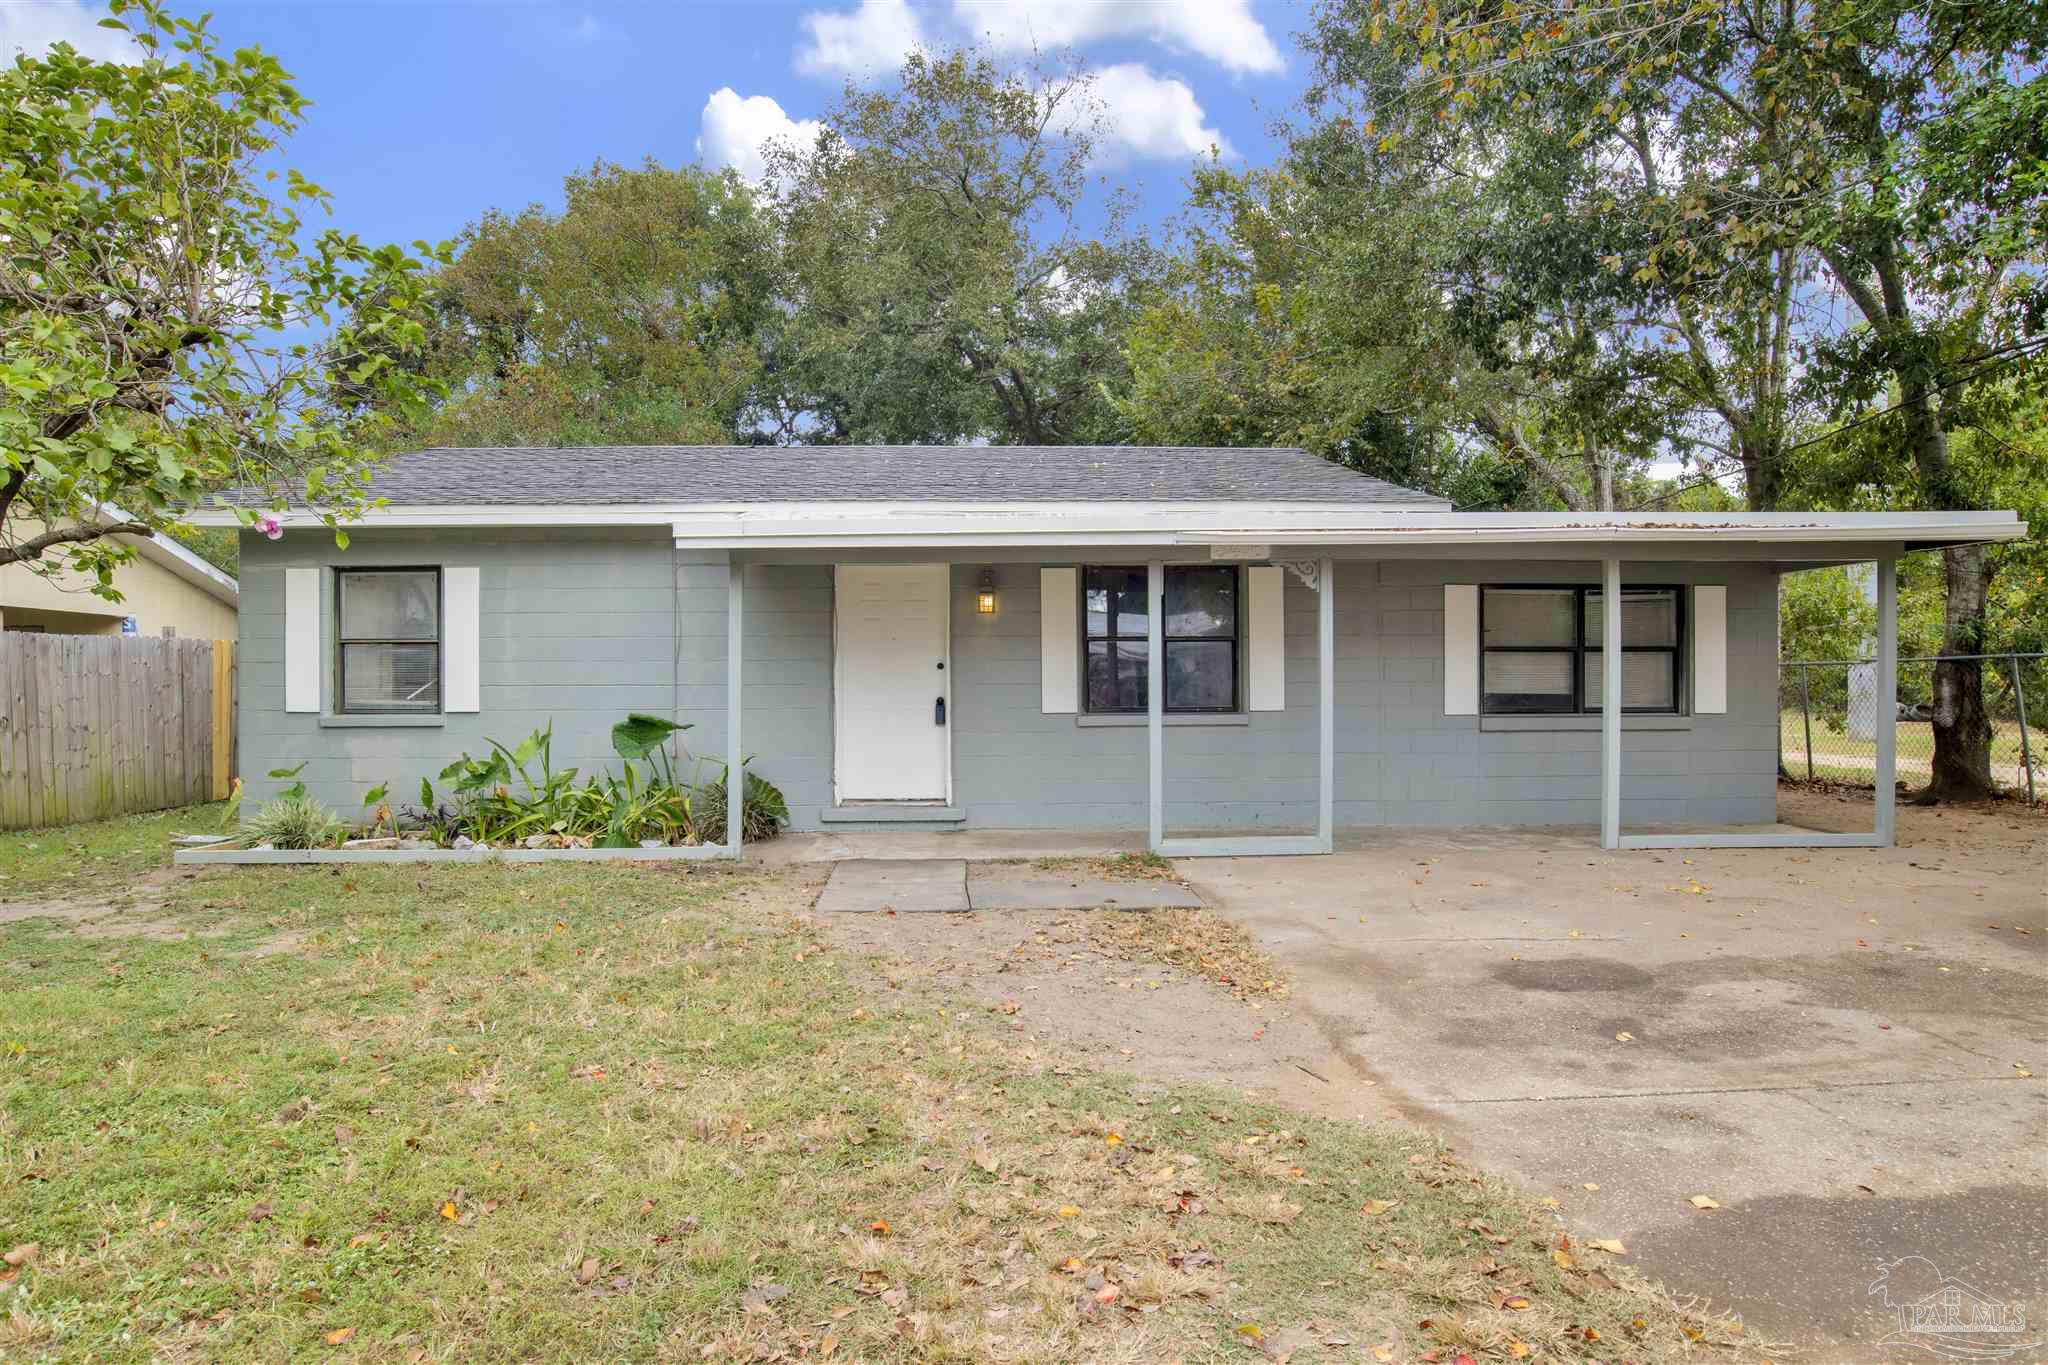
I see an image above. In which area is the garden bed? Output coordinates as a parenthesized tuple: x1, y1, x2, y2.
(170, 841, 737, 866)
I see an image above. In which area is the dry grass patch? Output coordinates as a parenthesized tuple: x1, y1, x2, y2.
(0, 858, 1762, 1362)
(1090, 904, 1292, 1002)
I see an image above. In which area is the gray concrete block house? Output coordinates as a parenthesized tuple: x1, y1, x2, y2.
(194, 445, 2024, 855)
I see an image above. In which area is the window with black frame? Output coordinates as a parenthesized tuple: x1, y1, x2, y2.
(1084, 565, 1239, 713)
(336, 568, 442, 713)
(1480, 585, 1682, 715)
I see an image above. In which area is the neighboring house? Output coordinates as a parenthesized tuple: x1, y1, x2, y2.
(191, 445, 2024, 854)
(0, 522, 238, 639)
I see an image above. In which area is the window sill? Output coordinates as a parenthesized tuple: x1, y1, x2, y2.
(1479, 714, 1692, 732)
(1076, 712, 1251, 728)
(318, 712, 447, 728)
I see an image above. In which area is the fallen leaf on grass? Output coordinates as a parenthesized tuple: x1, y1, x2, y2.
(1360, 1200, 1397, 1215)
(1689, 1195, 1721, 1210)
(1057, 1205, 1081, 1219)
(870, 1219, 890, 1236)
(439, 1202, 458, 1221)
(740, 1283, 791, 1314)
(1503, 1296, 1531, 1310)
(1614, 1031, 1634, 1042)
(1551, 1249, 1575, 1269)
(324, 1327, 354, 1345)
(577, 1258, 600, 1284)
(3, 1244, 37, 1267)
(1587, 1238, 1627, 1255)
(1507, 1341, 1532, 1359)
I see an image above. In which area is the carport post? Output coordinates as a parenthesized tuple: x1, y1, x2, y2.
(1318, 557, 1335, 850)
(1147, 560, 1164, 853)
(727, 555, 743, 856)
(1600, 557, 1622, 849)
(1875, 554, 1897, 846)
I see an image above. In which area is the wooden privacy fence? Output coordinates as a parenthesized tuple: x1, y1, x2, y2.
(0, 634, 236, 830)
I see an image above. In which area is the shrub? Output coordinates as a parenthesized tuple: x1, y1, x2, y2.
(690, 764, 789, 843)
(247, 794, 340, 850)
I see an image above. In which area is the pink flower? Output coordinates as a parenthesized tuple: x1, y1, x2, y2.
(256, 515, 282, 540)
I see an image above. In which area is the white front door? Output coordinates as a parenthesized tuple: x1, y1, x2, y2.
(834, 564, 951, 801)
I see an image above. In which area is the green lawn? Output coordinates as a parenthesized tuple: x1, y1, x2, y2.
(0, 829, 1756, 1361)
(0, 804, 228, 902)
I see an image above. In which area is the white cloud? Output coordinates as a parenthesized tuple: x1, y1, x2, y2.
(697, 88, 825, 184)
(951, 0, 1282, 76)
(0, 0, 139, 62)
(796, 0, 924, 78)
(1080, 63, 1232, 161)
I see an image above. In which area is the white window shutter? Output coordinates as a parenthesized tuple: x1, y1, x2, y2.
(1247, 565, 1285, 711)
(284, 567, 320, 713)
(1040, 567, 1078, 713)
(1444, 584, 1479, 715)
(1692, 585, 1727, 714)
(444, 566, 481, 713)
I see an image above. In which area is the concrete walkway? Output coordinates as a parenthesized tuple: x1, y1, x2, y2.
(814, 858, 1202, 914)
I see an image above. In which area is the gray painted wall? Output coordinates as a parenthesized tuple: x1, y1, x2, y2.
(237, 533, 1779, 832)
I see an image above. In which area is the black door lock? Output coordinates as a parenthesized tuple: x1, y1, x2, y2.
(934, 696, 946, 725)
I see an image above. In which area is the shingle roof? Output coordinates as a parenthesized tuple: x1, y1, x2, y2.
(234, 445, 1447, 508)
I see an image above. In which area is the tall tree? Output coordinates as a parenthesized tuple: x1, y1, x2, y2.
(362, 161, 777, 449)
(1, 0, 441, 592)
(1319, 0, 2047, 798)
(763, 52, 1159, 445)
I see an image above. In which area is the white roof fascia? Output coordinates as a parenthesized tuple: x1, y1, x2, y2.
(86, 502, 239, 604)
(185, 502, 2026, 555)
(129, 533, 240, 604)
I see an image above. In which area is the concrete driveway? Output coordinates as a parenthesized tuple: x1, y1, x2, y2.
(1181, 801, 2048, 1360)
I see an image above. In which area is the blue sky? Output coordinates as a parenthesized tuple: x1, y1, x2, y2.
(5, 0, 1318, 251)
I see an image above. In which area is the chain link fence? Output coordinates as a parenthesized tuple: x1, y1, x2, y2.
(1778, 653, 2044, 802)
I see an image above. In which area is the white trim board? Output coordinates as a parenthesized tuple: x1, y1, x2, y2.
(284, 567, 320, 713)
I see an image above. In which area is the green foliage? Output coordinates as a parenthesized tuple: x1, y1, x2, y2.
(763, 51, 1160, 445)
(368, 161, 775, 448)
(689, 762, 790, 844)
(1779, 568, 1878, 664)
(267, 762, 310, 803)
(246, 794, 340, 850)
(417, 716, 776, 847)
(0, 0, 446, 595)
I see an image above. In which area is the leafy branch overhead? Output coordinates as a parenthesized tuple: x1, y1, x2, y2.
(0, 0, 446, 597)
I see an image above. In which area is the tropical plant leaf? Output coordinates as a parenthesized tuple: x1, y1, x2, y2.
(612, 713, 686, 763)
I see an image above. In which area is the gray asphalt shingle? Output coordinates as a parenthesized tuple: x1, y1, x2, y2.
(222, 445, 1446, 507)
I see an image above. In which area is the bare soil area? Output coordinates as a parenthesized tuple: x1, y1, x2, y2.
(816, 866, 1377, 1124)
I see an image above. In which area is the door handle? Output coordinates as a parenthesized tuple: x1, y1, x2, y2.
(934, 696, 946, 726)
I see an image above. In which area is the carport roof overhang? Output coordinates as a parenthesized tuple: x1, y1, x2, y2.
(193, 500, 2026, 567)
(665, 507, 2026, 570)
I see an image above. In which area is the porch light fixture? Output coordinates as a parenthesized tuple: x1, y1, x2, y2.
(976, 567, 998, 614)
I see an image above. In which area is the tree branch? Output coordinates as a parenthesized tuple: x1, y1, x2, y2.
(0, 519, 156, 569)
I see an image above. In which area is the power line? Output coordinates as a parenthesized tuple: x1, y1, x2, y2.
(1628, 337, 2048, 509)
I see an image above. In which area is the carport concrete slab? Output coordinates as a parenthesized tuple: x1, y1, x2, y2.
(816, 859, 968, 914)
(966, 866, 1200, 911)
(1178, 807, 2048, 1358)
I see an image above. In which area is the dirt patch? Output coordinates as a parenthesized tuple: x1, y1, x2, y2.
(1779, 780, 2048, 849)
(816, 903, 1370, 1123)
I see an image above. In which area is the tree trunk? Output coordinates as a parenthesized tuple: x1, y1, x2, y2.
(1917, 543, 1997, 802)
(1895, 360, 1998, 803)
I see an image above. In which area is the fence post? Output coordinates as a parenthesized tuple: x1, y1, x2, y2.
(1800, 663, 1816, 782)
(2010, 652, 2037, 805)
